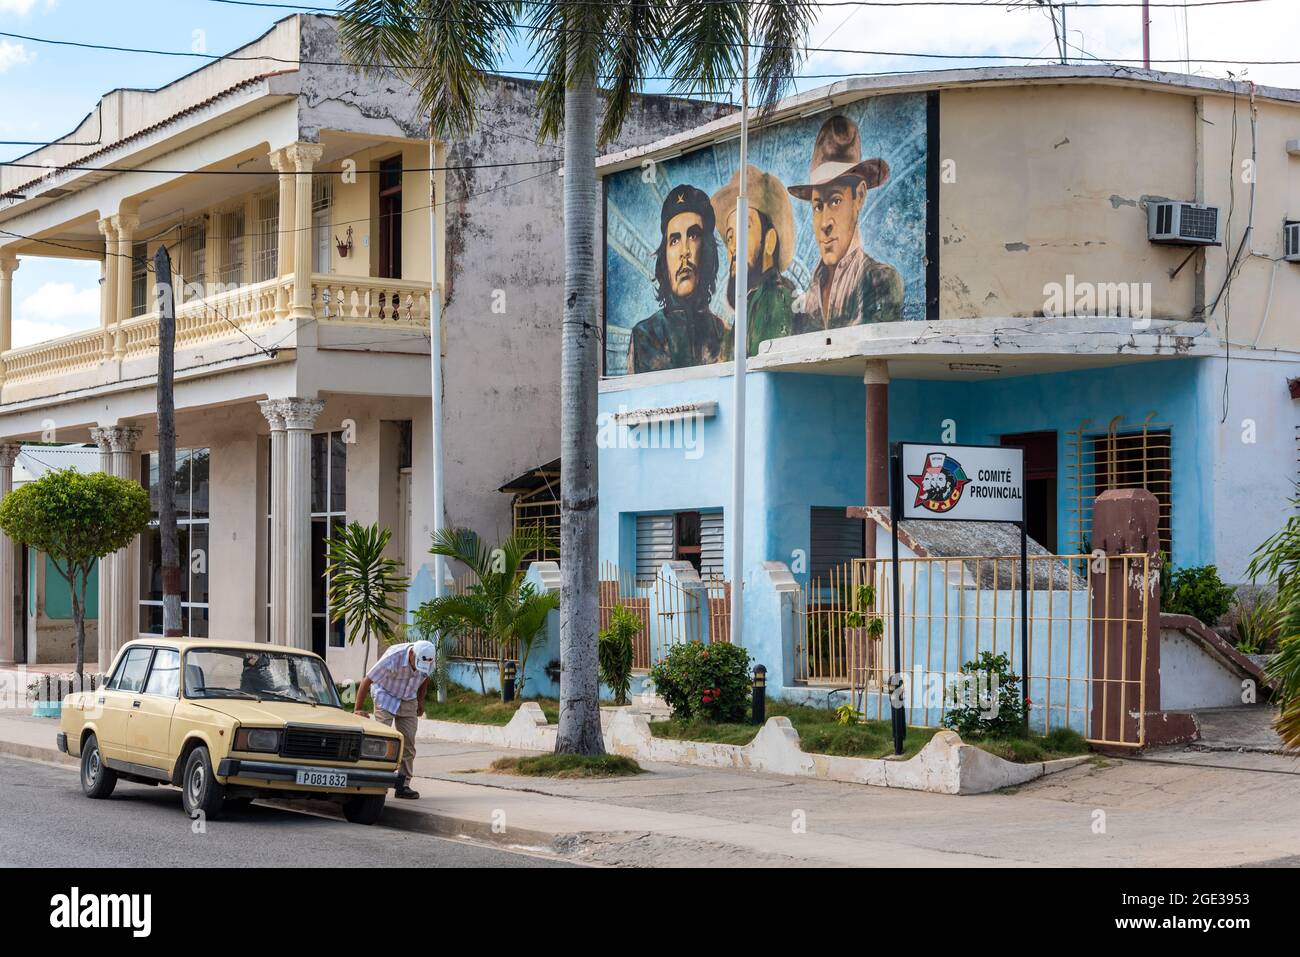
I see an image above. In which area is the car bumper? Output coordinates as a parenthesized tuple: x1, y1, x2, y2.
(216, 758, 400, 788)
(55, 732, 68, 754)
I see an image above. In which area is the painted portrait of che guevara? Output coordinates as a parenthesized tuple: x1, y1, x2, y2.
(788, 114, 904, 330)
(627, 185, 733, 374)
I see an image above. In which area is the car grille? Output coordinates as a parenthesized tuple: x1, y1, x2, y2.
(280, 726, 362, 762)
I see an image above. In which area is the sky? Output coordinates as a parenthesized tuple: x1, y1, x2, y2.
(2, 0, 1298, 347)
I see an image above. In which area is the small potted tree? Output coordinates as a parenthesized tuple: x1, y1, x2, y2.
(325, 521, 410, 677)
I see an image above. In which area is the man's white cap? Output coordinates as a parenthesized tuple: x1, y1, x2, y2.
(412, 639, 437, 675)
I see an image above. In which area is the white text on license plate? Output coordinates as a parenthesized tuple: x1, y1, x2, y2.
(296, 769, 348, 788)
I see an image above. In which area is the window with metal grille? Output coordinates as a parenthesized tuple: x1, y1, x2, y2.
(139, 448, 211, 638)
(130, 241, 149, 317)
(253, 192, 279, 283)
(809, 506, 865, 580)
(1066, 417, 1173, 558)
(312, 175, 332, 274)
(218, 208, 246, 287)
(179, 217, 206, 302)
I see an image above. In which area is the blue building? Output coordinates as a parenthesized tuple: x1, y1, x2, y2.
(594, 66, 1300, 702)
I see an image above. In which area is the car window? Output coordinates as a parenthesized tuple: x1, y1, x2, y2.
(143, 648, 180, 698)
(113, 648, 154, 694)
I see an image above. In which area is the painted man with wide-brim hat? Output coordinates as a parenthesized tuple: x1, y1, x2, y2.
(787, 114, 904, 330)
(711, 164, 806, 358)
(629, 184, 733, 373)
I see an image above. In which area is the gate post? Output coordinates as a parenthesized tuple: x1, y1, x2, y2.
(1089, 489, 1197, 749)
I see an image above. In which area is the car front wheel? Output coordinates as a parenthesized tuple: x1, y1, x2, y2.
(342, 793, 386, 825)
(180, 746, 225, 820)
(80, 735, 117, 799)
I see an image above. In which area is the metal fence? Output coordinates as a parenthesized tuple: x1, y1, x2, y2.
(599, 562, 731, 671)
(443, 572, 518, 662)
(794, 553, 1151, 748)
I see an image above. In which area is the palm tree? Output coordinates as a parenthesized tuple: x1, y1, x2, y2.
(325, 521, 410, 676)
(1246, 504, 1300, 750)
(419, 527, 560, 696)
(339, 0, 815, 753)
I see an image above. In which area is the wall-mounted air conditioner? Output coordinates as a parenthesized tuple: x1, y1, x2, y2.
(1285, 221, 1300, 262)
(1147, 201, 1220, 245)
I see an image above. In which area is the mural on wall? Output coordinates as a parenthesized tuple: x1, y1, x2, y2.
(604, 91, 929, 376)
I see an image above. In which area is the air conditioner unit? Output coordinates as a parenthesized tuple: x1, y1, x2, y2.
(1285, 221, 1300, 262)
(1147, 201, 1220, 245)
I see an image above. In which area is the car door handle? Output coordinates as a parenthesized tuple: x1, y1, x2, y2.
(132, 700, 141, 709)
(97, 696, 105, 704)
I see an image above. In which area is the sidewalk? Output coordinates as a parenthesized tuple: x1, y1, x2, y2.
(4, 712, 1299, 867)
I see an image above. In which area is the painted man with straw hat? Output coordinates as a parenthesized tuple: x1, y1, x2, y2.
(788, 114, 904, 329)
(711, 164, 804, 358)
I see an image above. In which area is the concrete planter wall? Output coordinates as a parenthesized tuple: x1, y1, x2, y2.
(416, 703, 1086, 795)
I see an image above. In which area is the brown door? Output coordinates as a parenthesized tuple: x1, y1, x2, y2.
(377, 156, 403, 279)
(1001, 431, 1057, 552)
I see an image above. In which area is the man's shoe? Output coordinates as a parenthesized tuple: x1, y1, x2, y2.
(394, 778, 420, 800)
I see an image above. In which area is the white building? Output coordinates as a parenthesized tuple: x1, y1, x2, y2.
(0, 14, 726, 675)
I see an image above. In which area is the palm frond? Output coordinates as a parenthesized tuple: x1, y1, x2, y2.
(598, 0, 671, 146)
(429, 526, 493, 579)
(662, 0, 744, 101)
(750, 0, 816, 112)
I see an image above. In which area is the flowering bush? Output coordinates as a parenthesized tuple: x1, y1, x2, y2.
(649, 640, 751, 722)
(942, 651, 1026, 739)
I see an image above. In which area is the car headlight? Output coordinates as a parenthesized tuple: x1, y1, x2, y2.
(233, 727, 281, 753)
(360, 735, 401, 762)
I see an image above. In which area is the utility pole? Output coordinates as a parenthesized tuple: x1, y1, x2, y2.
(154, 246, 182, 637)
(1142, 0, 1151, 70)
(728, 5, 751, 647)
(429, 136, 447, 703)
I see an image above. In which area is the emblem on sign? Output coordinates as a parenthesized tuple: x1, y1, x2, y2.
(907, 452, 970, 513)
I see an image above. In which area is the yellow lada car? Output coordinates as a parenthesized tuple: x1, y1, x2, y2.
(56, 638, 404, 825)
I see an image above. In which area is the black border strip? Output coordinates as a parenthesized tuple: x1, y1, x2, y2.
(925, 89, 940, 323)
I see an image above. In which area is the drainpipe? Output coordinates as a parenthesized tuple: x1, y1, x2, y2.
(863, 359, 889, 561)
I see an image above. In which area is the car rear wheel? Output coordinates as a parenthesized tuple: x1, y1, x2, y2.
(180, 746, 225, 820)
(342, 793, 386, 825)
(80, 735, 117, 799)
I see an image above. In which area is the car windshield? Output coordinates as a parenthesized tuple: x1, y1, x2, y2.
(183, 648, 341, 706)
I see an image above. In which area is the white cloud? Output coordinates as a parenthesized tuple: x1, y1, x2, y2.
(0, 40, 35, 74)
(13, 280, 99, 347)
(0, 0, 40, 15)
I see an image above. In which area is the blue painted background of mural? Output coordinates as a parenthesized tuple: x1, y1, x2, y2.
(603, 91, 929, 376)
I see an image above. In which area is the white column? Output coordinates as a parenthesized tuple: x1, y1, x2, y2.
(268, 148, 296, 320)
(0, 253, 18, 388)
(259, 398, 322, 649)
(96, 218, 117, 359)
(258, 400, 287, 643)
(90, 429, 115, 669)
(287, 143, 323, 323)
(0, 443, 21, 664)
(91, 425, 141, 662)
(111, 210, 138, 361)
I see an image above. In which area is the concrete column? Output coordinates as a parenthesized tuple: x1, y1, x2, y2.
(863, 359, 889, 561)
(268, 148, 296, 320)
(0, 253, 17, 388)
(91, 425, 142, 663)
(90, 429, 115, 670)
(283, 398, 323, 650)
(258, 400, 288, 643)
(111, 210, 139, 360)
(0, 443, 21, 665)
(287, 143, 323, 322)
(1089, 488, 1196, 749)
(96, 218, 117, 358)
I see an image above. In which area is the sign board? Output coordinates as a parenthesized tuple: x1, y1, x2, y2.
(897, 442, 1025, 523)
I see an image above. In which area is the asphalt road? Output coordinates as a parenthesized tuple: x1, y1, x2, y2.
(0, 755, 571, 868)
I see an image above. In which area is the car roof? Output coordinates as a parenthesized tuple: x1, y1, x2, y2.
(119, 637, 321, 657)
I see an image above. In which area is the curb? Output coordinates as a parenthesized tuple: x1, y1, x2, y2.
(0, 735, 77, 768)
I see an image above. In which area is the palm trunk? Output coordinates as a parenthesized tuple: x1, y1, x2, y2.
(554, 60, 604, 755)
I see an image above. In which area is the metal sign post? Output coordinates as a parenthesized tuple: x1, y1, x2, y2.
(891, 441, 1029, 748)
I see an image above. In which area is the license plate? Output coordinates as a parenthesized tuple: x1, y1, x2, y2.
(296, 769, 348, 788)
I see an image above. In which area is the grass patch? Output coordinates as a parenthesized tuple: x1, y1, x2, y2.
(424, 684, 560, 725)
(651, 701, 937, 760)
(490, 754, 644, 778)
(650, 701, 1090, 764)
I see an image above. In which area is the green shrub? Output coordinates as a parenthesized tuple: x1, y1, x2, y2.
(599, 604, 640, 705)
(942, 651, 1026, 739)
(1232, 594, 1280, 654)
(1165, 564, 1237, 626)
(649, 640, 752, 722)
